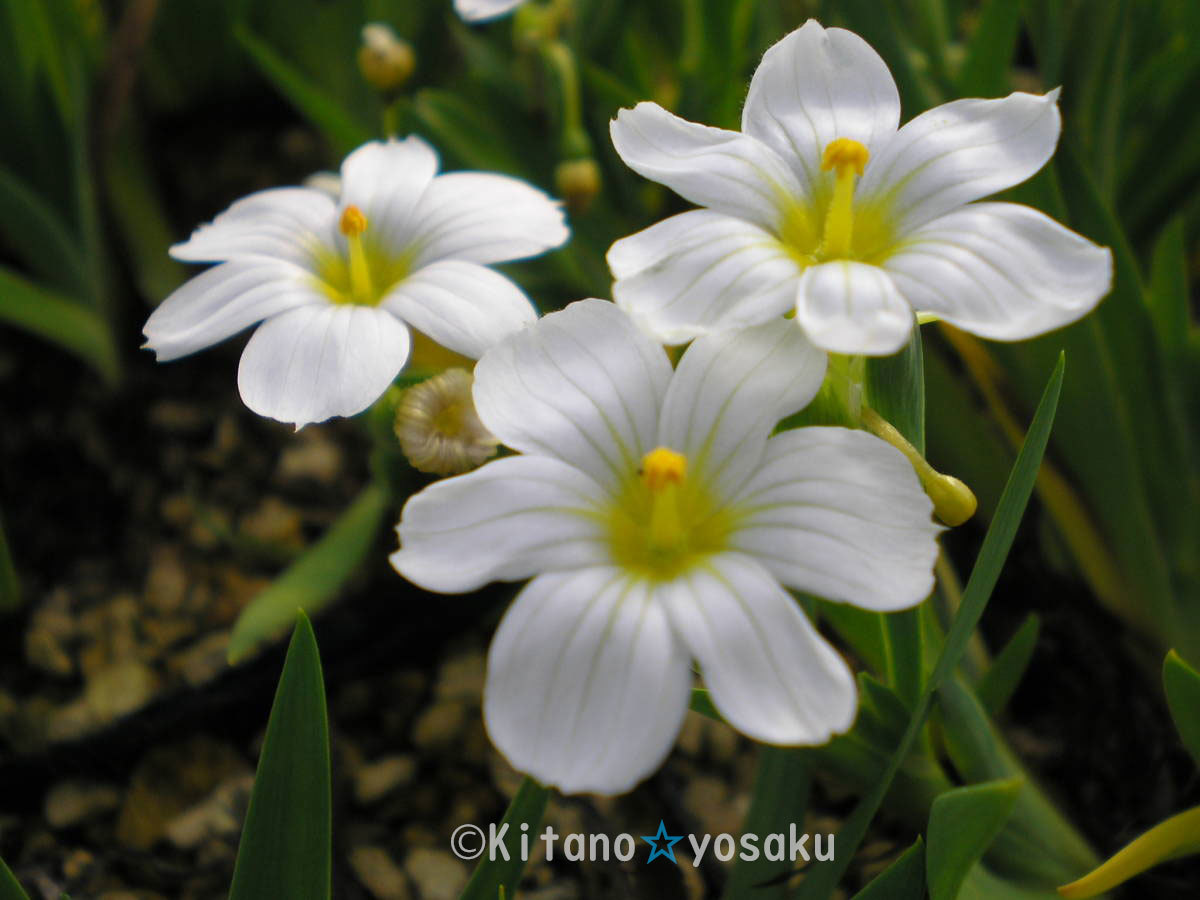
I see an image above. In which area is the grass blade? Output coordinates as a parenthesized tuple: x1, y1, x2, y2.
(0, 504, 18, 613)
(850, 837, 925, 900)
(958, 0, 1021, 96)
(975, 613, 1040, 715)
(0, 264, 119, 384)
(1163, 650, 1200, 769)
(229, 612, 331, 900)
(459, 777, 550, 900)
(793, 354, 1065, 899)
(0, 855, 30, 900)
(927, 778, 1022, 900)
(723, 747, 810, 899)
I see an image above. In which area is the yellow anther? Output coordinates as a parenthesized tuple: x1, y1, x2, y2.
(642, 447, 687, 494)
(819, 138, 870, 259)
(340, 205, 368, 237)
(821, 137, 870, 176)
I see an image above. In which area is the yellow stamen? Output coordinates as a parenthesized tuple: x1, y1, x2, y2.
(642, 447, 687, 549)
(339, 204, 374, 303)
(819, 137, 870, 259)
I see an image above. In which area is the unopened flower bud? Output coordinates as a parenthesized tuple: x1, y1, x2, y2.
(394, 369, 498, 475)
(358, 23, 415, 95)
(555, 158, 601, 214)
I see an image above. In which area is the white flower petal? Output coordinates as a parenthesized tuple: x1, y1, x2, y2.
(383, 260, 536, 359)
(730, 427, 939, 611)
(338, 137, 440, 248)
(454, 0, 525, 22)
(742, 20, 900, 187)
(660, 552, 857, 745)
(473, 299, 672, 490)
(609, 210, 804, 345)
(658, 317, 827, 498)
(170, 188, 335, 266)
(610, 102, 809, 231)
(236, 303, 410, 428)
(390, 455, 609, 593)
(485, 567, 692, 795)
(858, 90, 1062, 233)
(143, 260, 325, 362)
(795, 260, 912, 355)
(410, 172, 569, 267)
(883, 202, 1113, 339)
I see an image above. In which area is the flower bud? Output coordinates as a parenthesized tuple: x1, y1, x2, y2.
(554, 158, 601, 214)
(394, 369, 498, 475)
(357, 23, 415, 95)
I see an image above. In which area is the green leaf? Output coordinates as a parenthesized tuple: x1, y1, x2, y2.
(794, 354, 1065, 899)
(937, 678, 1098, 886)
(1148, 217, 1190, 358)
(927, 777, 1023, 900)
(408, 89, 531, 177)
(723, 747, 809, 900)
(234, 25, 373, 157)
(0, 264, 119, 384)
(689, 687, 722, 722)
(958, 0, 1021, 96)
(1058, 805, 1200, 899)
(0, 163, 88, 296)
(0, 854, 30, 900)
(0, 503, 18, 613)
(1163, 650, 1200, 768)
(229, 612, 331, 900)
(850, 837, 925, 900)
(459, 777, 550, 900)
(228, 482, 388, 663)
(975, 614, 1040, 716)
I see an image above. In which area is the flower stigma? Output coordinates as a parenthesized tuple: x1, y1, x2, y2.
(819, 138, 869, 259)
(339, 205, 375, 305)
(607, 447, 731, 580)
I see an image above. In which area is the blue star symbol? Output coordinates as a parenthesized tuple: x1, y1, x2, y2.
(642, 819, 683, 863)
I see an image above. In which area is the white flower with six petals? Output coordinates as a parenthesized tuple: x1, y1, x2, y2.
(143, 137, 568, 428)
(390, 299, 941, 795)
(608, 19, 1112, 354)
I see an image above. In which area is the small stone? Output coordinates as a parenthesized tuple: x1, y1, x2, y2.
(238, 496, 305, 551)
(354, 755, 417, 806)
(83, 660, 160, 723)
(165, 774, 254, 849)
(144, 545, 189, 615)
(412, 700, 465, 749)
(403, 848, 467, 900)
(434, 653, 484, 702)
(44, 781, 121, 828)
(277, 432, 343, 485)
(683, 776, 744, 838)
(24, 591, 76, 677)
(168, 631, 231, 687)
(349, 845, 411, 899)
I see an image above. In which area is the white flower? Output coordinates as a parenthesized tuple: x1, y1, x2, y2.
(454, 0, 526, 23)
(390, 299, 940, 795)
(143, 137, 568, 428)
(608, 20, 1113, 354)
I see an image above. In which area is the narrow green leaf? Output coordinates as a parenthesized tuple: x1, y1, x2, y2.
(793, 354, 1065, 899)
(409, 89, 531, 178)
(459, 777, 550, 900)
(690, 686, 722, 722)
(0, 264, 119, 383)
(0, 504, 18, 613)
(958, 0, 1021, 96)
(234, 26, 373, 157)
(723, 748, 809, 900)
(228, 482, 388, 663)
(850, 837, 925, 900)
(927, 777, 1022, 900)
(937, 678, 1098, 886)
(1058, 805, 1200, 899)
(0, 164, 88, 295)
(0, 855, 30, 900)
(229, 612, 331, 900)
(1163, 650, 1200, 768)
(1148, 218, 1190, 357)
(975, 613, 1040, 715)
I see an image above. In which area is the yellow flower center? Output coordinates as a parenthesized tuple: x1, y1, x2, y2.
(778, 137, 893, 266)
(606, 447, 733, 580)
(314, 204, 412, 307)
